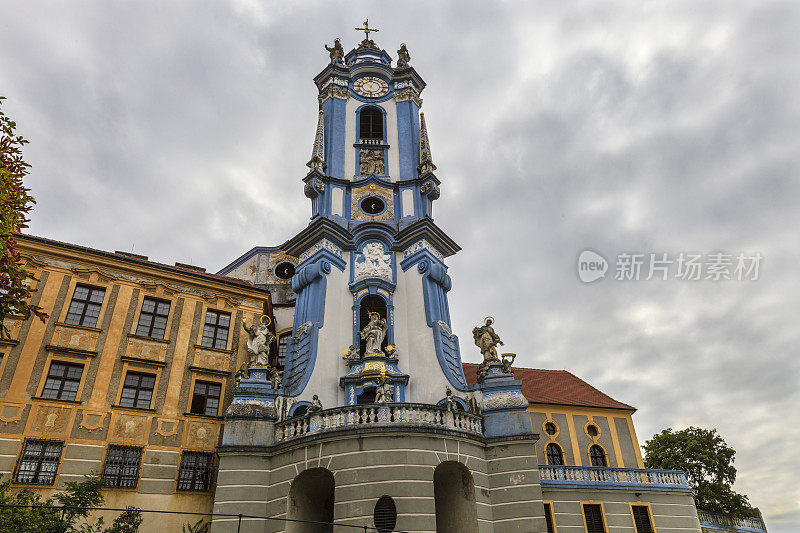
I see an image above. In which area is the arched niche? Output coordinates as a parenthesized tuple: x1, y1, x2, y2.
(287, 468, 335, 532)
(358, 294, 388, 355)
(433, 461, 479, 533)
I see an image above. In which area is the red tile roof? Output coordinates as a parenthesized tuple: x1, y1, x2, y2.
(462, 363, 635, 411)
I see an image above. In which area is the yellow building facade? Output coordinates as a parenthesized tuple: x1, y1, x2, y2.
(0, 234, 272, 530)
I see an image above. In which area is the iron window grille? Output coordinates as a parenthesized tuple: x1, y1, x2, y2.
(190, 380, 222, 416)
(41, 361, 84, 401)
(589, 445, 607, 467)
(64, 285, 106, 328)
(631, 506, 654, 533)
(101, 445, 142, 488)
(119, 371, 156, 409)
(14, 440, 63, 485)
(543, 502, 555, 533)
(201, 310, 230, 350)
(176, 451, 213, 492)
(135, 297, 171, 339)
(583, 504, 607, 533)
(544, 422, 557, 435)
(359, 107, 383, 140)
(546, 443, 564, 466)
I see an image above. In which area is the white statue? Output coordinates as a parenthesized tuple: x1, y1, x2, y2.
(355, 242, 392, 279)
(375, 374, 393, 403)
(243, 316, 275, 368)
(360, 312, 388, 355)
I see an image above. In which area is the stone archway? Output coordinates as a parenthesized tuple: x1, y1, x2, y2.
(287, 468, 335, 532)
(434, 461, 479, 533)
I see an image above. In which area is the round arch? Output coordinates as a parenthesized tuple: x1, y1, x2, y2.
(433, 461, 478, 533)
(287, 468, 335, 532)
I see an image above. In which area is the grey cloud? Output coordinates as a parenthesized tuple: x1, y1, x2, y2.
(2, 1, 798, 529)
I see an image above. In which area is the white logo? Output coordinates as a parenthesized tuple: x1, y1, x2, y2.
(578, 250, 608, 283)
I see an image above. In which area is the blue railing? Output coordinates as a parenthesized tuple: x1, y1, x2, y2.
(697, 510, 766, 532)
(539, 465, 692, 492)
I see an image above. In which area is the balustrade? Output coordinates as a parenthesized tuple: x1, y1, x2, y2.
(275, 403, 482, 443)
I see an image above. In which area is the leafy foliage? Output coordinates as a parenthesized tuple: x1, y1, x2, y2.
(0, 474, 142, 532)
(0, 97, 48, 338)
(644, 426, 753, 518)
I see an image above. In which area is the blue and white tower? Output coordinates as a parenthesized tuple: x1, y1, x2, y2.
(275, 33, 471, 410)
(214, 30, 543, 533)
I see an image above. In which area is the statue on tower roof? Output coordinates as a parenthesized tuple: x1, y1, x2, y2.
(325, 38, 345, 64)
(396, 43, 411, 68)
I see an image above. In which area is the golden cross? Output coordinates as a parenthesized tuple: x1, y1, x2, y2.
(355, 19, 379, 40)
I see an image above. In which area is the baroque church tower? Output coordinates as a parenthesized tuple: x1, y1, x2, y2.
(214, 27, 542, 532)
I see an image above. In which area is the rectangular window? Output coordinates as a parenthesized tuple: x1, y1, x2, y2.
(135, 297, 171, 339)
(41, 361, 84, 401)
(176, 451, 213, 491)
(64, 285, 105, 328)
(201, 310, 230, 350)
(190, 380, 222, 416)
(118, 371, 156, 409)
(543, 502, 556, 533)
(14, 440, 63, 485)
(632, 506, 654, 533)
(101, 445, 142, 488)
(583, 504, 606, 533)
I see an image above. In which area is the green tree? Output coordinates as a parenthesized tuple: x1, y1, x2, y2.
(0, 474, 142, 532)
(0, 96, 48, 338)
(643, 426, 753, 518)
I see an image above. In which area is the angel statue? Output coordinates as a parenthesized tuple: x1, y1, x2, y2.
(375, 373, 394, 403)
(360, 312, 388, 355)
(325, 38, 344, 64)
(473, 317, 503, 363)
(243, 316, 275, 368)
(501, 352, 516, 374)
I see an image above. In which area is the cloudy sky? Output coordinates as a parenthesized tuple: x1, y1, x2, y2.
(3, 1, 798, 529)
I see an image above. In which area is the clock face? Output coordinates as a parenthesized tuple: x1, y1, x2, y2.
(353, 76, 389, 98)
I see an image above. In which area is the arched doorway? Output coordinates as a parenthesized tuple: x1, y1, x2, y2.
(287, 468, 335, 532)
(433, 461, 479, 533)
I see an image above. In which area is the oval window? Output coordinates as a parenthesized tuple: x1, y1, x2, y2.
(587, 424, 599, 437)
(373, 495, 397, 533)
(360, 196, 386, 215)
(544, 422, 557, 436)
(274, 262, 296, 280)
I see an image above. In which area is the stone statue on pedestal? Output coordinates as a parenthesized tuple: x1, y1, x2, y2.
(396, 43, 411, 67)
(375, 374, 393, 404)
(243, 317, 274, 368)
(325, 38, 344, 64)
(473, 317, 503, 363)
(308, 395, 323, 413)
(501, 353, 516, 374)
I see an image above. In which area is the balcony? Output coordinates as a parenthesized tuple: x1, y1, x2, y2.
(275, 403, 483, 443)
(539, 464, 692, 493)
(697, 510, 766, 533)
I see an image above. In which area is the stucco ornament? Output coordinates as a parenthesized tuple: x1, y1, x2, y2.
(360, 312, 388, 355)
(396, 43, 411, 67)
(482, 391, 528, 411)
(359, 149, 385, 175)
(243, 316, 275, 368)
(375, 374, 393, 403)
(355, 242, 392, 280)
(325, 38, 345, 64)
(268, 367, 284, 390)
(473, 317, 503, 363)
(444, 387, 456, 411)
